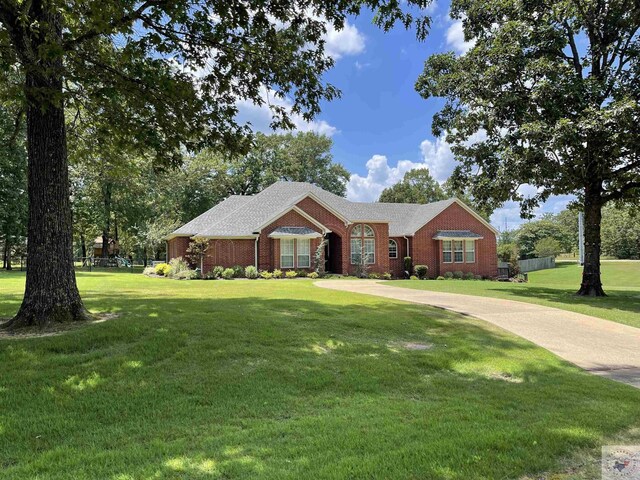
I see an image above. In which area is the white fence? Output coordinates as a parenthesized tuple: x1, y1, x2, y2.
(518, 256, 556, 273)
(498, 256, 556, 274)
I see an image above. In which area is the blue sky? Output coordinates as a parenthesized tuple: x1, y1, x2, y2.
(236, 5, 574, 229)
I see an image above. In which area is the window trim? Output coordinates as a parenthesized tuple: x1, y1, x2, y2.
(388, 239, 398, 259)
(280, 238, 294, 269)
(296, 238, 311, 268)
(442, 240, 452, 264)
(465, 240, 476, 263)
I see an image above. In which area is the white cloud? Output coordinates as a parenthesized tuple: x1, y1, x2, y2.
(347, 155, 428, 202)
(491, 192, 575, 229)
(419, 137, 457, 182)
(324, 21, 365, 59)
(446, 19, 475, 55)
(236, 87, 338, 137)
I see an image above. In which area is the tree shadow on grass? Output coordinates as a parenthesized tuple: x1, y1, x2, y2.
(1, 292, 639, 479)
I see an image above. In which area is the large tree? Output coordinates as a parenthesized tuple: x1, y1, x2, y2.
(0, 0, 429, 328)
(378, 168, 446, 203)
(416, 0, 640, 296)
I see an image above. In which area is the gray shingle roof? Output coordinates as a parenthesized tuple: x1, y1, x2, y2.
(432, 230, 484, 239)
(169, 181, 464, 238)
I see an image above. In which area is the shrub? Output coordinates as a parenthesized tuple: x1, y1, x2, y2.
(463, 272, 475, 280)
(272, 269, 283, 279)
(206, 265, 224, 279)
(474, 275, 483, 281)
(308, 271, 319, 279)
(444, 271, 454, 280)
(368, 272, 380, 279)
(143, 266, 156, 276)
(245, 265, 259, 279)
(381, 272, 392, 280)
(296, 270, 308, 278)
(403, 256, 412, 274)
(232, 265, 245, 278)
(222, 268, 235, 280)
(154, 263, 170, 276)
(453, 270, 464, 279)
(167, 257, 190, 279)
(414, 264, 429, 279)
(410, 275, 418, 280)
(174, 269, 199, 280)
(436, 275, 445, 280)
(285, 270, 298, 278)
(260, 270, 273, 279)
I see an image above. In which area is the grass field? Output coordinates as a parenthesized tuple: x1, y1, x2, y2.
(1, 270, 640, 479)
(395, 261, 640, 328)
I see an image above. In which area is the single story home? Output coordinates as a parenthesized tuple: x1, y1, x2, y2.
(166, 181, 498, 278)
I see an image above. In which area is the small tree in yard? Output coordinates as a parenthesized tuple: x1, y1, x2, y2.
(417, 0, 640, 296)
(185, 237, 209, 274)
(313, 239, 328, 275)
(0, 0, 430, 329)
(534, 238, 563, 259)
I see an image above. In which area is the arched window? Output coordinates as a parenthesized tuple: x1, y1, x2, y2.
(388, 239, 398, 259)
(350, 224, 375, 265)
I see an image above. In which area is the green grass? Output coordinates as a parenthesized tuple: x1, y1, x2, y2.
(395, 261, 640, 328)
(1, 271, 639, 479)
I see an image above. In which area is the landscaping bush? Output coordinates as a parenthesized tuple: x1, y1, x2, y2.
(260, 270, 273, 279)
(206, 265, 224, 279)
(245, 265, 259, 279)
(444, 271, 454, 280)
(474, 275, 483, 281)
(410, 275, 418, 280)
(154, 263, 171, 276)
(174, 269, 199, 280)
(453, 271, 464, 279)
(403, 256, 412, 275)
(414, 265, 429, 279)
(167, 257, 190, 279)
(436, 275, 445, 280)
(381, 272, 392, 280)
(296, 270, 308, 278)
(222, 268, 235, 280)
(143, 266, 156, 276)
(463, 272, 475, 280)
(308, 271, 319, 279)
(232, 265, 245, 278)
(368, 272, 380, 279)
(285, 270, 298, 278)
(272, 269, 283, 279)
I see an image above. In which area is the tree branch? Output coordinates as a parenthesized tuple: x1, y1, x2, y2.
(604, 181, 640, 201)
(64, 1, 166, 48)
(562, 21, 583, 77)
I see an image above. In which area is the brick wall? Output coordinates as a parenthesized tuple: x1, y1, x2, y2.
(167, 237, 190, 262)
(203, 239, 255, 273)
(389, 236, 410, 277)
(412, 203, 497, 278)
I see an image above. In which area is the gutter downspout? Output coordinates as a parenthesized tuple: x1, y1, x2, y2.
(254, 236, 259, 269)
(403, 236, 410, 258)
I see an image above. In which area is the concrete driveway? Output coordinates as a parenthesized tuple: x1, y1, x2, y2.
(316, 280, 640, 389)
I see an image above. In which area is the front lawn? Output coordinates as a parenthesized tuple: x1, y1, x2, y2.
(1, 270, 639, 479)
(395, 261, 640, 328)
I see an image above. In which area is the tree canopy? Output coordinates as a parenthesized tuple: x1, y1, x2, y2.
(378, 168, 446, 203)
(416, 0, 640, 295)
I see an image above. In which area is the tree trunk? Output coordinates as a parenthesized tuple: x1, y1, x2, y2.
(577, 188, 606, 296)
(143, 247, 147, 267)
(5, 239, 12, 270)
(5, 16, 88, 328)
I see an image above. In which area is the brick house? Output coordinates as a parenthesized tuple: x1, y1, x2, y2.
(166, 181, 498, 278)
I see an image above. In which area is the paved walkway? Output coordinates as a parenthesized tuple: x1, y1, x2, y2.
(316, 280, 640, 388)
